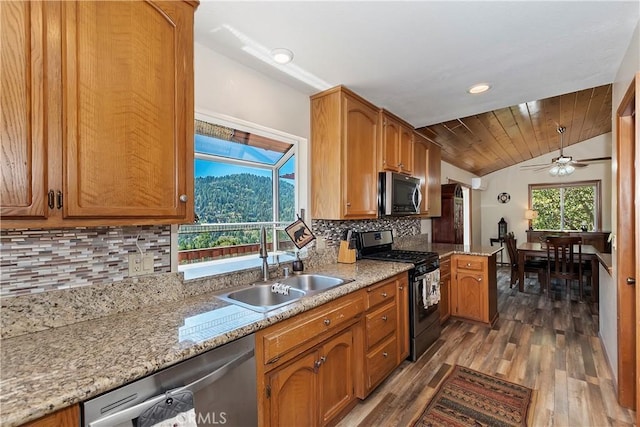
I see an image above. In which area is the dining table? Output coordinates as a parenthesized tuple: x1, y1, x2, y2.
(517, 241, 599, 302)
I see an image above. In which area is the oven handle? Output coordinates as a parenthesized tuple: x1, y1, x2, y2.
(88, 348, 254, 427)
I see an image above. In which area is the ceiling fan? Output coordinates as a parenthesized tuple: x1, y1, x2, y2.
(520, 126, 612, 176)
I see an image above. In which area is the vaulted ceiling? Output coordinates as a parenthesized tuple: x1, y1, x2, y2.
(194, 2, 636, 175)
(416, 84, 612, 176)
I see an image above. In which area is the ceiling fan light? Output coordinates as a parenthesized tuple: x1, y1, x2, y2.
(549, 165, 560, 176)
(565, 164, 575, 174)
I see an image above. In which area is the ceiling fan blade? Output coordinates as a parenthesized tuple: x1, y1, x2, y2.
(533, 166, 551, 172)
(574, 156, 612, 162)
(571, 162, 589, 167)
(520, 163, 550, 169)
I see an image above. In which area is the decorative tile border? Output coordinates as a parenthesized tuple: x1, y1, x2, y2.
(0, 226, 171, 297)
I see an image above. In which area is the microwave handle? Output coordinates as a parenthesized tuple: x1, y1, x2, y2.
(413, 186, 422, 213)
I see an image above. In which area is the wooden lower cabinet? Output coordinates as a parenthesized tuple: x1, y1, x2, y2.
(266, 328, 354, 427)
(450, 254, 498, 325)
(439, 255, 451, 324)
(357, 273, 406, 398)
(257, 272, 410, 426)
(21, 404, 79, 427)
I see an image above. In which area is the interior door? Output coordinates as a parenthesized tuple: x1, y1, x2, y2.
(615, 73, 637, 413)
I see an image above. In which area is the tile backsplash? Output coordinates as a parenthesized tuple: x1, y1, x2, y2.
(0, 226, 170, 297)
(312, 217, 421, 247)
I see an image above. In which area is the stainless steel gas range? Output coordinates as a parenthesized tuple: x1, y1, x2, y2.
(355, 230, 441, 361)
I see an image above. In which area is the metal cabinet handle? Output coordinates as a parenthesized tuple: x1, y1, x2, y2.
(324, 319, 330, 326)
(179, 194, 188, 203)
(466, 263, 472, 267)
(381, 292, 388, 297)
(627, 277, 636, 285)
(47, 190, 55, 209)
(346, 202, 351, 207)
(381, 315, 388, 321)
(382, 352, 388, 358)
(56, 191, 63, 209)
(476, 276, 482, 282)
(399, 286, 404, 290)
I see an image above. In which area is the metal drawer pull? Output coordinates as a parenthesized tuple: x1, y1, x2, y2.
(466, 263, 472, 267)
(324, 319, 330, 326)
(477, 277, 482, 282)
(56, 191, 63, 209)
(381, 292, 388, 297)
(47, 190, 55, 209)
(382, 352, 388, 358)
(381, 315, 388, 321)
(179, 194, 188, 203)
(399, 286, 403, 290)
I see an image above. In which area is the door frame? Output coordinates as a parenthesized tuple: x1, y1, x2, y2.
(615, 73, 638, 413)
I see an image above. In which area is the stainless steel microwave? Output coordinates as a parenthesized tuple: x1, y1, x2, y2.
(379, 172, 422, 216)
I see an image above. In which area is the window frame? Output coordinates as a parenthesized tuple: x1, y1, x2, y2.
(172, 110, 308, 277)
(528, 180, 602, 231)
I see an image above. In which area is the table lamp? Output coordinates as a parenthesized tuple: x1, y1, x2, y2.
(525, 209, 538, 230)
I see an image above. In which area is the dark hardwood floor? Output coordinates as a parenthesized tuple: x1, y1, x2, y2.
(337, 267, 637, 426)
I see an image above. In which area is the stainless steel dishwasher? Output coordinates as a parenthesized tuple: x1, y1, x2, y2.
(82, 334, 256, 427)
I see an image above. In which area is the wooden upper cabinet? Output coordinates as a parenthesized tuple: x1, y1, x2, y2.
(379, 110, 413, 175)
(426, 139, 442, 216)
(1, 0, 197, 228)
(62, 0, 194, 220)
(413, 131, 441, 217)
(311, 86, 378, 219)
(0, 1, 48, 219)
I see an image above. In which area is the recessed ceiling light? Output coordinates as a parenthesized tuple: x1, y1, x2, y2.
(270, 48, 294, 64)
(468, 83, 491, 94)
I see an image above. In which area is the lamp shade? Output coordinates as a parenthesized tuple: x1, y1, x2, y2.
(525, 209, 538, 220)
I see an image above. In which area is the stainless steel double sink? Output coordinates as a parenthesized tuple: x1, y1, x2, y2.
(216, 274, 353, 312)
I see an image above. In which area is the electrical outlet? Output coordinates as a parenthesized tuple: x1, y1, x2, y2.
(128, 254, 154, 276)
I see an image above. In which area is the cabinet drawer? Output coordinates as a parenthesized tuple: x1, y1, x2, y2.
(366, 280, 396, 309)
(366, 335, 397, 389)
(365, 302, 396, 350)
(260, 293, 364, 364)
(455, 257, 484, 271)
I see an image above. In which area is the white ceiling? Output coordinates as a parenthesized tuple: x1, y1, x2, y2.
(194, 1, 639, 128)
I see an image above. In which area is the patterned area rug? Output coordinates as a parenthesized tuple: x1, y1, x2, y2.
(414, 365, 536, 427)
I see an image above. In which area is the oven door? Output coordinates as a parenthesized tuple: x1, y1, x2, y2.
(409, 270, 441, 361)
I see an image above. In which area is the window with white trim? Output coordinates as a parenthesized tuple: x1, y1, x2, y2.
(528, 180, 601, 231)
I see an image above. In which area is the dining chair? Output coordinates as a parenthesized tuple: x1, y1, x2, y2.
(545, 236, 584, 301)
(504, 234, 547, 291)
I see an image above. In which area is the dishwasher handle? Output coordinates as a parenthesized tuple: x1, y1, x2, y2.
(88, 348, 254, 427)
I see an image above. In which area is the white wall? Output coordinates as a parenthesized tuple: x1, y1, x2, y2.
(479, 134, 613, 253)
(604, 18, 640, 385)
(193, 43, 312, 221)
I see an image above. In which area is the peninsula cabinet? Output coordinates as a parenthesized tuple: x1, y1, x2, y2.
(256, 290, 365, 427)
(1, 0, 197, 229)
(379, 109, 414, 175)
(310, 86, 379, 219)
(451, 254, 498, 325)
(413, 131, 442, 217)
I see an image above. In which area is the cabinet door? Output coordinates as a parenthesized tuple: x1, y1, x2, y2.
(343, 94, 378, 218)
(398, 125, 414, 175)
(62, 1, 193, 220)
(22, 404, 79, 427)
(456, 272, 485, 322)
(413, 137, 428, 214)
(267, 351, 319, 427)
(380, 115, 400, 172)
(1, 1, 48, 218)
(427, 142, 442, 216)
(319, 328, 355, 426)
(396, 275, 410, 362)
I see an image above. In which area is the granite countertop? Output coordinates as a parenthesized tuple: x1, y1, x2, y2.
(0, 260, 411, 427)
(399, 242, 504, 258)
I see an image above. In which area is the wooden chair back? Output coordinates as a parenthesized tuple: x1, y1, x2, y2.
(546, 235, 583, 285)
(504, 234, 518, 267)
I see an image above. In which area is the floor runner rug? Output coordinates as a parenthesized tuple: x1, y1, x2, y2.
(414, 365, 536, 427)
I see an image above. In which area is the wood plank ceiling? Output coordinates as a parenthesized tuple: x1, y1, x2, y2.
(415, 84, 612, 177)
